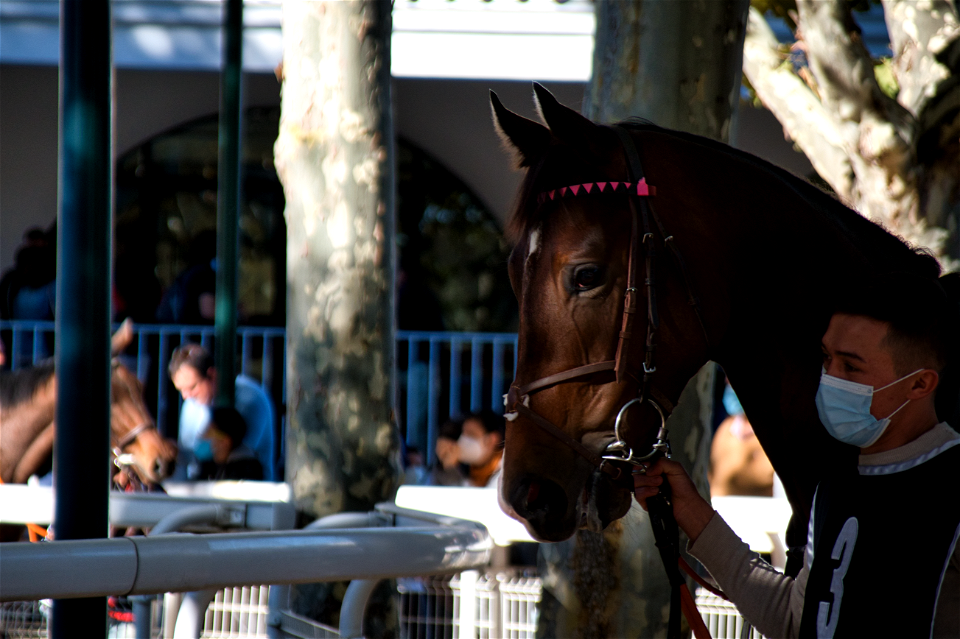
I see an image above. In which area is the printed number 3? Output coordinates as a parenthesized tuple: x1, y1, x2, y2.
(817, 517, 859, 638)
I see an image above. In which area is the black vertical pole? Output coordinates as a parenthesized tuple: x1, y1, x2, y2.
(52, 0, 112, 634)
(215, 0, 243, 408)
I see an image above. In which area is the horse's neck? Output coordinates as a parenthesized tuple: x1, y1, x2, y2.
(0, 373, 57, 483)
(698, 169, 874, 522)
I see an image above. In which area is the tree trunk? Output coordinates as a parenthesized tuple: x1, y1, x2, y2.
(585, 0, 750, 140)
(274, 0, 400, 632)
(537, 2, 749, 636)
(742, 2, 960, 268)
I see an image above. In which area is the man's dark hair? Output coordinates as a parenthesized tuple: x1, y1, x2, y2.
(209, 406, 247, 448)
(168, 343, 215, 379)
(835, 272, 960, 424)
(438, 417, 463, 442)
(467, 409, 506, 441)
(835, 273, 955, 374)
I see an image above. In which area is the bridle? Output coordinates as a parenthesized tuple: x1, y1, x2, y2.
(504, 124, 720, 639)
(504, 125, 710, 478)
(109, 359, 160, 481)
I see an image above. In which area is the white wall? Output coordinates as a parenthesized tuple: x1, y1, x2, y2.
(0, 66, 812, 273)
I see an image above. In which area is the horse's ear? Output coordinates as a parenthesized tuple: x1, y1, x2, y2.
(491, 90, 551, 168)
(111, 318, 134, 356)
(532, 82, 602, 153)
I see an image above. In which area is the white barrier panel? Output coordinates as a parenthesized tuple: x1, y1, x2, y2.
(395, 486, 535, 546)
(0, 482, 296, 531)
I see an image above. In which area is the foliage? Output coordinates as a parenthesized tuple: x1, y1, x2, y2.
(396, 141, 517, 332)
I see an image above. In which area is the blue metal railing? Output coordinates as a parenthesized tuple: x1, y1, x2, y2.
(397, 331, 518, 464)
(1, 321, 519, 468)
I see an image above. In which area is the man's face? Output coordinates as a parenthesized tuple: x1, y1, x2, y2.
(172, 366, 215, 406)
(821, 313, 906, 420)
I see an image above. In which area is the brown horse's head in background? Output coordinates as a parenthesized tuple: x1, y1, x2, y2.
(0, 320, 177, 484)
(109, 359, 177, 483)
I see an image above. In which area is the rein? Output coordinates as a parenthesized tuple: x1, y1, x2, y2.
(113, 421, 154, 452)
(505, 125, 717, 639)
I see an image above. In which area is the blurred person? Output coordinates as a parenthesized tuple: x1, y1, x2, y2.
(458, 410, 504, 487)
(156, 230, 217, 324)
(431, 418, 466, 486)
(197, 407, 263, 481)
(402, 445, 428, 485)
(168, 343, 276, 481)
(709, 382, 775, 497)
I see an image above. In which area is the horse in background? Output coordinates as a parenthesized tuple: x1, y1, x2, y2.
(492, 84, 959, 565)
(0, 320, 176, 485)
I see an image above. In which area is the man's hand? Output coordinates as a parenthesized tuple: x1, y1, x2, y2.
(435, 438, 460, 470)
(634, 458, 716, 543)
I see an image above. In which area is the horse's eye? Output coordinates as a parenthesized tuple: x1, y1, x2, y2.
(574, 267, 601, 291)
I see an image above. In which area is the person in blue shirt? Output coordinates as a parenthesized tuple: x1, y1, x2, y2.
(168, 343, 276, 481)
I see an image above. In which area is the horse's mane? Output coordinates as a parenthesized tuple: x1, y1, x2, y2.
(510, 119, 941, 280)
(0, 360, 55, 412)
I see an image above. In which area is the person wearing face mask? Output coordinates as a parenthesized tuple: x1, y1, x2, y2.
(634, 273, 960, 639)
(168, 343, 276, 481)
(457, 410, 505, 488)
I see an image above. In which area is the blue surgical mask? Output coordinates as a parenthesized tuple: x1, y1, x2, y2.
(194, 438, 213, 462)
(722, 385, 744, 417)
(815, 368, 921, 448)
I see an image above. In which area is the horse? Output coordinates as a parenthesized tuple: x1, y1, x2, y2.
(491, 84, 957, 575)
(0, 322, 177, 486)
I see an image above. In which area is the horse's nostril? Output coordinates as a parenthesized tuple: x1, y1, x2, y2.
(527, 482, 540, 504)
(514, 477, 565, 519)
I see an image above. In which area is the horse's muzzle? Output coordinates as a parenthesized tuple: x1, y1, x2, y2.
(509, 474, 578, 542)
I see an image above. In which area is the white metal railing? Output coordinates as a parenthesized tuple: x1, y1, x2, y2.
(0, 509, 490, 602)
(0, 503, 492, 639)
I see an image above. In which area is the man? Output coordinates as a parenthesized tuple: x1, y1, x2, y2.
(168, 343, 276, 481)
(635, 274, 960, 638)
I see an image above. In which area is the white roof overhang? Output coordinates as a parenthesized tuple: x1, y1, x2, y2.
(0, 0, 596, 81)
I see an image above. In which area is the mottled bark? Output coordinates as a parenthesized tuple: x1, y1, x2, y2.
(742, 2, 960, 267)
(742, 9, 854, 197)
(274, 0, 400, 632)
(585, 0, 751, 141)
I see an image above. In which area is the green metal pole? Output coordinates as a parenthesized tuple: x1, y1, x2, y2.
(52, 0, 112, 634)
(215, 0, 243, 408)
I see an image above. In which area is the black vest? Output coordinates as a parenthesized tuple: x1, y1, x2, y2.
(799, 440, 960, 638)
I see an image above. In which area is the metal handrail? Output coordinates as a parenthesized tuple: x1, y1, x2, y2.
(0, 503, 492, 603)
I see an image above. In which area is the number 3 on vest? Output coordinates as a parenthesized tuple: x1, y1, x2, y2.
(817, 517, 859, 638)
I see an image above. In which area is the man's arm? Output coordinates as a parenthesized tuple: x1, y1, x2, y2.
(635, 458, 805, 638)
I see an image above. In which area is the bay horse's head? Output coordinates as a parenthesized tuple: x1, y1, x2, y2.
(109, 320, 177, 483)
(493, 85, 712, 541)
(109, 360, 177, 483)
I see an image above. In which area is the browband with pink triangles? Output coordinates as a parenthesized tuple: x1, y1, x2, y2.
(537, 178, 656, 205)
